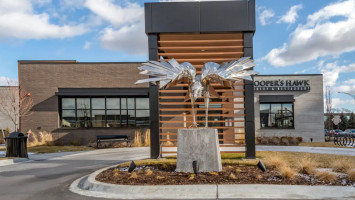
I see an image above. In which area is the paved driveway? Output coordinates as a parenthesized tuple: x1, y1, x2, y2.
(0, 147, 149, 200)
(257, 145, 355, 156)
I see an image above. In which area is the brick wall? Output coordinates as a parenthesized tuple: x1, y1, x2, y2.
(18, 61, 149, 144)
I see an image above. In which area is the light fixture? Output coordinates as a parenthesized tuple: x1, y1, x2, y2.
(192, 160, 199, 175)
(257, 160, 266, 172)
(128, 161, 136, 173)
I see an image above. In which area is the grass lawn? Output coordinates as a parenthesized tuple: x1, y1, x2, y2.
(27, 145, 95, 154)
(299, 142, 351, 148)
(0, 145, 94, 154)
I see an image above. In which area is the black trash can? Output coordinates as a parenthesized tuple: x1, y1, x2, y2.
(5, 132, 28, 158)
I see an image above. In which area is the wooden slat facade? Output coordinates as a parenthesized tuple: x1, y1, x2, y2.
(158, 33, 246, 156)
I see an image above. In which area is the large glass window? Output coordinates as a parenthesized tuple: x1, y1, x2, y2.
(60, 97, 149, 128)
(260, 103, 294, 129)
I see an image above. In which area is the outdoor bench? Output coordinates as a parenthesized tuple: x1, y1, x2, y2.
(96, 135, 131, 148)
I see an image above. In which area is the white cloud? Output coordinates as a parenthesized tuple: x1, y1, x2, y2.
(278, 4, 302, 24)
(0, 77, 18, 86)
(332, 98, 355, 110)
(100, 21, 147, 55)
(85, 0, 147, 55)
(83, 41, 91, 49)
(319, 61, 355, 87)
(334, 78, 355, 95)
(258, 8, 275, 26)
(263, 0, 355, 67)
(84, 0, 143, 28)
(0, 0, 88, 39)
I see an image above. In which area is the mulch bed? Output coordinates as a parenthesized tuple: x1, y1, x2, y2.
(96, 164, 354, 186)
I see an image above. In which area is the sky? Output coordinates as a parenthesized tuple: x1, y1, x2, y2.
(0, 0, 354, 112)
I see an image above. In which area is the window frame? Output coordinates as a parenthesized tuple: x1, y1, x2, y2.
(259, 102, 295, 129)
(59, 96, 149, 129)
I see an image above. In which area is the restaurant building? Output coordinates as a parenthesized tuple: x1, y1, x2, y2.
(18, 0, 324, 158)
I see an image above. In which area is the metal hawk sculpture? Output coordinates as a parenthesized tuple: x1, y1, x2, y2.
(135, 57, 257, 127)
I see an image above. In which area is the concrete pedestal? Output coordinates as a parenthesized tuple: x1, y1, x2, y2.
(176, 128, 222, 172)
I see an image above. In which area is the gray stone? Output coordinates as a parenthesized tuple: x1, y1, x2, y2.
(176, 128, 222, 172)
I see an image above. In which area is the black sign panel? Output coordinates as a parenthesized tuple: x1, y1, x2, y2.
(254, 80, 311, 91)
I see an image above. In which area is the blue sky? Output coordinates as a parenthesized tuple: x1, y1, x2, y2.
(0, 0, 354, 112)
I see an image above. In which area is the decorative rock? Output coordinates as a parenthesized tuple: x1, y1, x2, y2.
(176, 128, 222, 172)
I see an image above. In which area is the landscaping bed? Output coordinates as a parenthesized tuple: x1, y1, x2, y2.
(96, 156, 355, 186)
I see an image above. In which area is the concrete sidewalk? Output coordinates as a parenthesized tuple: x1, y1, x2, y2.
(256, 145, 355, 156)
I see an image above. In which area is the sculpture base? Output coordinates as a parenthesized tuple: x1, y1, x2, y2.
(176, 128, 222, 173)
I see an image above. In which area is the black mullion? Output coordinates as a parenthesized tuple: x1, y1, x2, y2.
(136, 98, 138, 127)
(90, 98, 92, 128)
(75, 98, 77, 127)
(105, 97, 107, 127)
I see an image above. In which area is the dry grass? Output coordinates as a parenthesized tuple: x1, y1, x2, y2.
(208, 171, 219, 176)
(331, 158, 354, 173)
(229, 173, 237, 179)
(129, 172, 138, 179)
(27, 131, 53, 147)
(263, 154, 286, 170)
(146, 169, 153, 176)
(316, 171, 337, 183)
(27, 145, 94, 154)
(279, 166, 296, 179)
(346, 169, 355, 181)
(256, 151, 354, 169)
(132, 129, 150, 147)
(189, 174, 195, 180)
(297, 157, 317, 175)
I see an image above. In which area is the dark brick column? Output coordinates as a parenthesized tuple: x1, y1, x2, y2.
(244, 32, 255, 159)
(148, 34, 160, 158)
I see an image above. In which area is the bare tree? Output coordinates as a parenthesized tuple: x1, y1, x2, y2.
(0, 79, 33, 131)
(325, 86, 333, 130)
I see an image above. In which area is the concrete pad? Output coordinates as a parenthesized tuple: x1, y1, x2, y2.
(176, 128, 222, 172)
(0, 158, 29, 167)
(218, 184, 355, 199)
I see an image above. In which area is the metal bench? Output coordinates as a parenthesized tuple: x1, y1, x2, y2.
(96, 135, 131, 148)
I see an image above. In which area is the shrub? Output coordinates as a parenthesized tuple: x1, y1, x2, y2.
(280, 137, 289, 145)
(289, 137, 299, 145)
(280, 166, 296, 179)
(270, 137, 280, 145)
(316, 171, 337, 183)
(346, 169, 355, 182)
(297, 157, 317, 175)
(296, 137, 303, 143)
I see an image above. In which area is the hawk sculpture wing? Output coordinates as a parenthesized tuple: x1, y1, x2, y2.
(135, 58, 196, 89)
(201, 57, 258, 85)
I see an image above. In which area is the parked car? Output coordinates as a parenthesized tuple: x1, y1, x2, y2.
(344, 129, 355, 134)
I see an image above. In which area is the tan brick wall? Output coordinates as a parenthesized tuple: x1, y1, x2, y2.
(18, 62, 148, 144)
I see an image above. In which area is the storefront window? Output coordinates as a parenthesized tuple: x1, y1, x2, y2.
(260, 103, 294, 129)
(60, 97, 149, 128)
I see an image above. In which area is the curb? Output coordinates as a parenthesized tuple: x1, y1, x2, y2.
(70, 165, 355, 199)
(0, 158, 29, 167)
